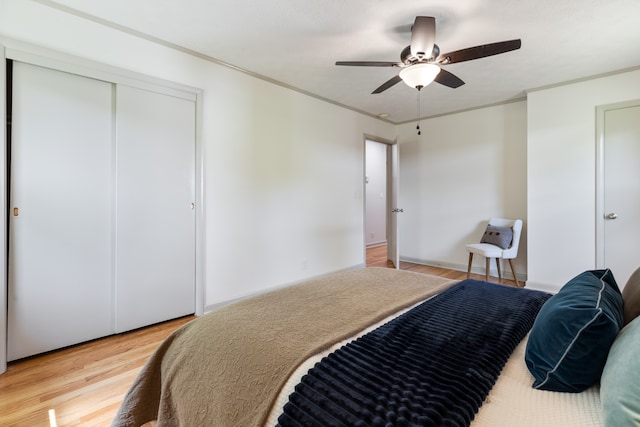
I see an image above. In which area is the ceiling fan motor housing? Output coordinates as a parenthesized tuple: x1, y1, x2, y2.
(401, 44, 440, 65)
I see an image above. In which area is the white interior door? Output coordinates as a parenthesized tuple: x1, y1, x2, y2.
(387, 143, 400, 269)
(115, 85, 196, 332)
(8, 62, 114, 361)
(601, 103, 640, 287)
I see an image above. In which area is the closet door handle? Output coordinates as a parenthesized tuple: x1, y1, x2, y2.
(13, 207, 19, 217)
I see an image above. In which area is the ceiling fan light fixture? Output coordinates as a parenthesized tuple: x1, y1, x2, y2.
(399, 63, 440, 89)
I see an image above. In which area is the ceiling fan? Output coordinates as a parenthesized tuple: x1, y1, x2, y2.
(336, 16, 521, 94)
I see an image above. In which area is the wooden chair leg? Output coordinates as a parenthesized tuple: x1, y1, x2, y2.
(496, 258, 502, 280)
(467, 253, 473, 279)
(508, 259, 520, 287)
(485, 258, 490, 282)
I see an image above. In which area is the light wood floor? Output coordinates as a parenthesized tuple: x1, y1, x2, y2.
(0, 316, 194, 427)
(366, 243, 520, 286)
(0, 248, 516, 426)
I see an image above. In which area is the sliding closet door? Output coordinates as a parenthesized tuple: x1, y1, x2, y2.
(8, 62, 114, 361)
(115, 85, 196, 332)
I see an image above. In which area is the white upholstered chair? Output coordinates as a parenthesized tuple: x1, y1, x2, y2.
(466, 218, 522, 287)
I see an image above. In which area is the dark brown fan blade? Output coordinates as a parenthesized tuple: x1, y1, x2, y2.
(372, 75, 403, 94)
(438, 39, 521, 64)
(335, 61, 401, 67)
(410, 16, 436, 59)
(434, 69, 465, 88)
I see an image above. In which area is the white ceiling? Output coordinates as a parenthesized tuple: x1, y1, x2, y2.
(45, 0, 640, 123)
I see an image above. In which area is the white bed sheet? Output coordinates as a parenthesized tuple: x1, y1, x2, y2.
(472, 335, 602, 427)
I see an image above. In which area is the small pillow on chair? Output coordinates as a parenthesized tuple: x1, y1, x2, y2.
(480, 225, 513, 249)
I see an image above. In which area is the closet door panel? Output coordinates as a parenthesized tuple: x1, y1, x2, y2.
(115, 85, 196, 332)
(8, 62, 114, 361)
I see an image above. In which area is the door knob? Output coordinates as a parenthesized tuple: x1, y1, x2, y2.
(392, 208, 404, 213)
(606, 213, 618, 220)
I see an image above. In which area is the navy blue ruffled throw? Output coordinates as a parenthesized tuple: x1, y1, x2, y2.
(277, 280, 550, 427)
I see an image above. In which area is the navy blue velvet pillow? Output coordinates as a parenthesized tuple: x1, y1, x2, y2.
(525, 269, 623, 392)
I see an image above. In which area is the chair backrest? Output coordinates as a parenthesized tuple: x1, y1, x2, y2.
(488, 217, 522, 259)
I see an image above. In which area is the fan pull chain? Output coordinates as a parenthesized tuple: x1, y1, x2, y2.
(416, 86, 423, 135)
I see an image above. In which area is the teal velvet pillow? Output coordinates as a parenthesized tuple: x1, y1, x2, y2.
(524, 269, 623, 392)
(601, 315, 640, 426)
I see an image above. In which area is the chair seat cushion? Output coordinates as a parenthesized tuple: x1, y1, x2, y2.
(466, 243, 503, 258)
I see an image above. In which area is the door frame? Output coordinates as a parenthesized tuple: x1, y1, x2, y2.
(595, 99, 640, 269)
(1, 44, 8, 374)
(363, 135, 399, 268)
(0, 39, 206, 374)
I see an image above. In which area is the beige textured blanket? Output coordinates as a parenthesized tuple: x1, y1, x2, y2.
(112, 267, 455, 427)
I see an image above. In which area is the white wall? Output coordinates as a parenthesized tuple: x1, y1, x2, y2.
(527, 69, 640, 292)
(365, 140, 387, 246)
(0, 1, 395, 311)
(395, 101, 528, 280)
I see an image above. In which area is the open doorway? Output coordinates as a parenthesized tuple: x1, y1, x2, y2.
(365, 140, 387, 248)
(365, 138, 400, 268)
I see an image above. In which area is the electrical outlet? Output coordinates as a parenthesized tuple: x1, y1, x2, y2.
(302, 259, 309, 270)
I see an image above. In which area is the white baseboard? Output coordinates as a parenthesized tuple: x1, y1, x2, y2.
(366, 241, 387, 248)
(400, 256, 528, 284)
(521, 281, 560, 294)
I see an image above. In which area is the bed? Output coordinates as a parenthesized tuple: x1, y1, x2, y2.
(111, 266, 640, 427)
